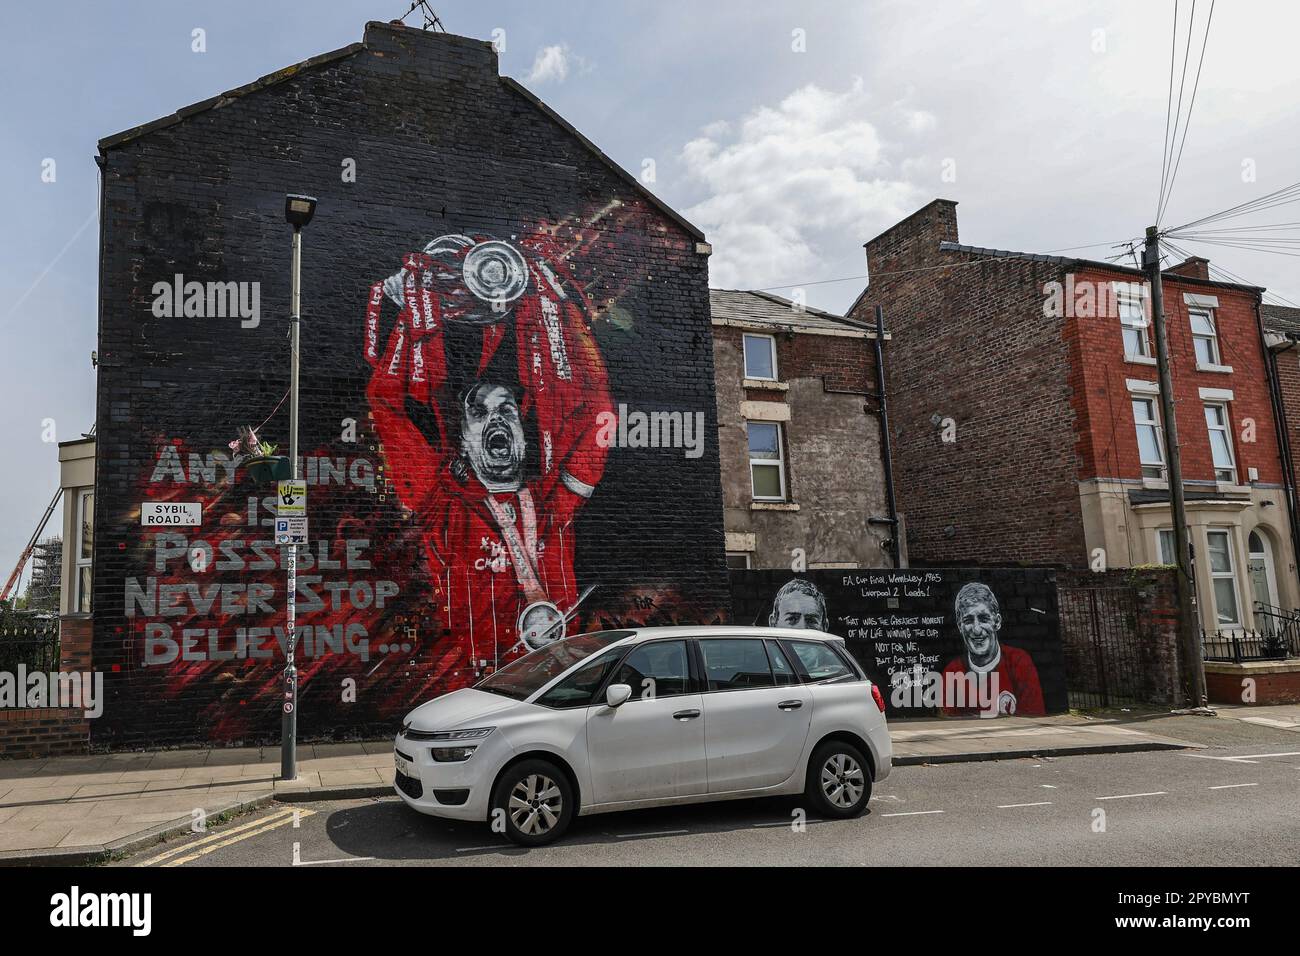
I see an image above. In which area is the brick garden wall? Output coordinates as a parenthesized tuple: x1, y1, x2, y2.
(91, 22, 729, 748)
(0, 617, 93, 758)
(1058, 568, 1184, 707)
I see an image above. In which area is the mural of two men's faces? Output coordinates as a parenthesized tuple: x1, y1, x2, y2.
(753, 572, 1058, 717)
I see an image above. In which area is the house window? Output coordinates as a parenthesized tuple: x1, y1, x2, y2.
(1118, 290, 1151, 360)
(1131, 397, 1165, 479)
(1204, 403, 1236, 483)
(1157, 526, 1192, 567)
(1206, 529, 1241, 627)
(747, 421, 786, 501)
(75, 489, 93, 613)
(725, 552, 752, 570)
(1190, 308, 1220, 366)
(743, 333, 777, 380)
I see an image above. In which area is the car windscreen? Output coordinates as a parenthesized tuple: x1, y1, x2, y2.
(474, 630, 634, 701)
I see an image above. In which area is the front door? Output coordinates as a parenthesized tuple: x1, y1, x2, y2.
(697, 638, 812, 793)
(585, 640, 707, 805)
(1247, 530, 1279, 611)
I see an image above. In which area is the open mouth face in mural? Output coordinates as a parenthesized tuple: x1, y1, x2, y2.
(958, 601, 1002, 667)
(462, 383, 526, 490)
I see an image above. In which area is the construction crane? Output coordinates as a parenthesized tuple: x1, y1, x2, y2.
(1, 485, 63, 604)
(2, 424, 94, 606)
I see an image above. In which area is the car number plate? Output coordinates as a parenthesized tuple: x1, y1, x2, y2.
(394, 752, 414, 777)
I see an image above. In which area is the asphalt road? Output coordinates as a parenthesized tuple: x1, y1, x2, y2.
(116, 717, 1300, 867)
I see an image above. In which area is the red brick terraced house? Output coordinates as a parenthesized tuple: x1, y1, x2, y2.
(850, 199, 1300, 637)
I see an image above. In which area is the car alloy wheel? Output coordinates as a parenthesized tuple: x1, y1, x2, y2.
(820, 752, 865, 809)
(508, 772, 564, 836)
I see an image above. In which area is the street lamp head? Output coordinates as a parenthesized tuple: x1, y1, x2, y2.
(284, 194, 318, 229)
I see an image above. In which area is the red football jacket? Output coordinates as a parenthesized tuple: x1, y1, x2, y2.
(366, 246, 613, 687)
(940, 644, 1045, 716)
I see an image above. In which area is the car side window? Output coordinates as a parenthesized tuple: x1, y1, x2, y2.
(698, 638, 775, 691)
(765, 640, 800, 687)
(535, 649, 623, 708)
(609, 641, 691, 700)
(789, 641, 855, 683)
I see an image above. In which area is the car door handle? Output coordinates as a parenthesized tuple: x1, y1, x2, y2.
(777, 700, 804, 711)
(672, 709, 701, 721)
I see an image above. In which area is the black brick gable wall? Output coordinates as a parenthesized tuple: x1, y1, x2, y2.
(93, 22, 728, 747)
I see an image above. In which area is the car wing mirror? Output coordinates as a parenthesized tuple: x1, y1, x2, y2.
(605, 683, 632, 708)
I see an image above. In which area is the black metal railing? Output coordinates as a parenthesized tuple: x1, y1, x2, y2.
(0, 622, 61, 673)
(1251, 602, 1300, 657)
(1202, 627, 1293, 663)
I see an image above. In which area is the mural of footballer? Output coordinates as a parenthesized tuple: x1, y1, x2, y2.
(365, 232, 614, 686)
(768, 578, 829, 630)
(940, 582, 1045, 716)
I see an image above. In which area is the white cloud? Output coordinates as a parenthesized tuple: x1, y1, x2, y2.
(679, 83, 928, 292)
(526, 44, 578, 84)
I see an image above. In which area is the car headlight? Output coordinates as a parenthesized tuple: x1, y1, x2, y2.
(402, 725, 496, 742)
(430, 746, 478, 762)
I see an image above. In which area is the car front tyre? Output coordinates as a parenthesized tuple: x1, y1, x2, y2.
(490, 758, 575, 847)
(805, 740, 873, 818)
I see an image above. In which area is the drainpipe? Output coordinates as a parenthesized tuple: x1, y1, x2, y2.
(1257, 298, 1300, 602)
(871, 305, 903, 567)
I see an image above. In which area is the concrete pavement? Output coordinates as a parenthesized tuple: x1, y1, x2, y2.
(0, 707, 1229, 865)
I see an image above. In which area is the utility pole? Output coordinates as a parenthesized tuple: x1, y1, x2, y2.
(281, 194, 317, 780)
(1144, 225, 1207, 707)
(872, 305, 903, 568)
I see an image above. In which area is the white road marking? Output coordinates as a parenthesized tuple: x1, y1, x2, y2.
(455, 844, 509, 853)
(881, 810, 945, 817)
(1238, 716, 1299, 729)
(997, 801, 1053, 808)
(1095, 791, 1167, 801)
(752, 819, 829, 828)
(1041, 784, 1057, 789)
(1208, 783, 1258, 790)
(292, 841, 374, 866)
(1183, 750, 1300, 764)
(614, 829, 689, 839)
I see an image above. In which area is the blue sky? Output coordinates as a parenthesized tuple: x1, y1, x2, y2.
(3, 0, 1299, 587)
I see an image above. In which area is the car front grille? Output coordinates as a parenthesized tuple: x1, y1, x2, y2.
(394, 768, 423, 800)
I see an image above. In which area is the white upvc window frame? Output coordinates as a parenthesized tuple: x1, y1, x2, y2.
(742, 333, 778, 381)
(1189, 306, 1221, 367)
(74, 488, 93, 613)
(1205, 527, 1242, 628)
(1116, 283, 1152, 361)
(1203, 402, 1237, 484)
(1131, 393, 1166, 480)
(746, 420, 787, 502)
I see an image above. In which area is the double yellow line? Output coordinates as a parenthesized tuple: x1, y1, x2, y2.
(135, 807, 316, 867)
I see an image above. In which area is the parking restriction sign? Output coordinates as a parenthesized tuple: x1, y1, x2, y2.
(275, 516, 308, 545)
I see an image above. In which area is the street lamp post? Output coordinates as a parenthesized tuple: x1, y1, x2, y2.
(281, 193, 317, 781)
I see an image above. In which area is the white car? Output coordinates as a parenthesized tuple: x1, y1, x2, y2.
(393, 626, 892, 845)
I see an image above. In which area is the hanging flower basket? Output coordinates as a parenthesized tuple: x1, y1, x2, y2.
(226, 426, 289, 484)
(244, 455, 292, 484)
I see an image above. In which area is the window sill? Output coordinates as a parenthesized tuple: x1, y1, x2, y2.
(751, 501, 800, 511)
(743, 378, 788, 391)
(1142, 477, 1169, 490)
(1197, 363, 1234, 374)
(1215, 482, 1250, 495)
(1125, 355, 1157, 366)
